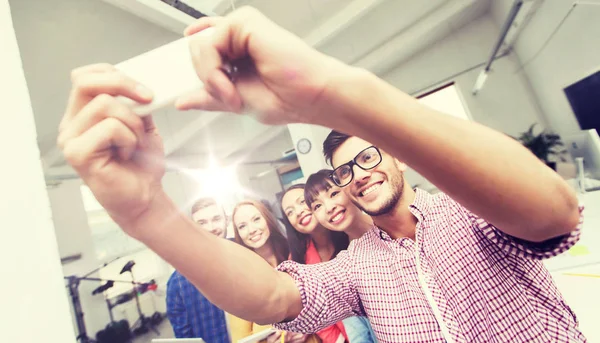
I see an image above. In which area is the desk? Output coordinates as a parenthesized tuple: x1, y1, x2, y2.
(544, 190, 600, 272)
(544, 190, 600, 342)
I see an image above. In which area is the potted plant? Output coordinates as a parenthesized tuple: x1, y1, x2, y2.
(515, 124, 567, 170)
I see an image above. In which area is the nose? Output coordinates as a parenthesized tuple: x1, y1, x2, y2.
(352, 164, 371, 186)
(324, 199, 336, 214)
(248, 223, 259, 235)
(296, 206, 305, 219)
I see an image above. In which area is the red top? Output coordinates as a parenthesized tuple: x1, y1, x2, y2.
(305, 240, 348, 343)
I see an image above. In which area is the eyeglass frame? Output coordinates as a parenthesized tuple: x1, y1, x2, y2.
(330, 146, 383, 187)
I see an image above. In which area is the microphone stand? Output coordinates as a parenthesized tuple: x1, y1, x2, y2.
(63, 257, 143, 343)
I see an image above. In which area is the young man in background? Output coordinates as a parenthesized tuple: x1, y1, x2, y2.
(166, 198, 230, 342)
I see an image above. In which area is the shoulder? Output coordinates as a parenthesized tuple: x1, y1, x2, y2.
(415, 189, 469, 219)
(167, 270, 191, 289)
(347, 226, 381, 253)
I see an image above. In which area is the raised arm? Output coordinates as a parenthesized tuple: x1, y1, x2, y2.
(57, 65, 301, 324)
(317, 69, 579, 242)
(178, 8, 579, 243)
(136, 193, 302, 324)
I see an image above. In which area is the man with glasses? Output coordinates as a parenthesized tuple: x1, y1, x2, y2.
(57, 7, 584, 343)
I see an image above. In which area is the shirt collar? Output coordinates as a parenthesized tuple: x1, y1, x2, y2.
(376, 188, 432, 240)
(409, 188, 433, 221)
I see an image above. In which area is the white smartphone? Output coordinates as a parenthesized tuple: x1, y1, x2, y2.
(115, 28, 214, 116)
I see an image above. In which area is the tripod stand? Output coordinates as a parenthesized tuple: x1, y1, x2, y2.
(64, 258, 149, 343)
(119, 261, 162, 337)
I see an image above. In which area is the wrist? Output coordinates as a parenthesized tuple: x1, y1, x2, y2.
(118, 190, 178, 241)
(312, 63, 377, 130)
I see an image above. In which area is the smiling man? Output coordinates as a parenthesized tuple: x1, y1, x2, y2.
(57, 7, 585, 343)
(166, 198, 230, 342)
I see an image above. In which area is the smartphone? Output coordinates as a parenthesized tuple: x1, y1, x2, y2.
(115, 28, 215, 116)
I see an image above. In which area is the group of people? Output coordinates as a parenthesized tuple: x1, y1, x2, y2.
(166, 166, 380, 343)
(58, 7, 586, 343)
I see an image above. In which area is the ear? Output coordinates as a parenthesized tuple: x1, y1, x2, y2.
(394, 158, 408, 172)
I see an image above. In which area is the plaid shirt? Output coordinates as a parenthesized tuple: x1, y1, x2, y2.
(275, 189, 586, 343)
(166, 270, 229, 342)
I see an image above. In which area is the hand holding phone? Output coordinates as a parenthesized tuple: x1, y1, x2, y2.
(114, 28, 215, 116)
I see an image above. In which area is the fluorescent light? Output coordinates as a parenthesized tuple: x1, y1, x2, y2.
(472, 70, 488, 95)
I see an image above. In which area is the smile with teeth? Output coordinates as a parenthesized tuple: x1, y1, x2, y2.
(330, 210, 345, 223)
(360, 182, 382, 197)
(249, 234, 262, 242)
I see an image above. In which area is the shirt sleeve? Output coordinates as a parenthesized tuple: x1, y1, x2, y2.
(273, 250, 362, 334)
(462, 197, 584, 260)
(166, 275, 193, 338)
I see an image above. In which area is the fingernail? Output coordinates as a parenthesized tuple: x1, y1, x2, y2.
(137, 85, 154, 100)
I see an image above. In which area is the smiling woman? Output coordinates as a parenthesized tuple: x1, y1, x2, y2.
(229, 200, 319, 343)
(232, 200, 289, 266)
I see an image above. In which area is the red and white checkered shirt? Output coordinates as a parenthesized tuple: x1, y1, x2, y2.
(274, 189, 586, 343)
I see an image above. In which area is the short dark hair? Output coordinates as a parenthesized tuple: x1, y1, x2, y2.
(191, 197, 218, 215)
(323, 130, 351, 166)
(304, 169, 334, 209)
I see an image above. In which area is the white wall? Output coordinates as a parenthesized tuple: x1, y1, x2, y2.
(47, 180, 110, 336)
(9, 0, 180, 156)
(385, 15, 545, 135)
(46, 175, 183, 336)
(383, 15, 546, 187)
(492, 0, 600, 136)
(288, 124, 332, 179)
(1, 0, 76, 341)
(237, 129, 296, 205)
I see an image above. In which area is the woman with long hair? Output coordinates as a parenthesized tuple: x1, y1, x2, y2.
(280, 184, 349, 343)
(230, 200, 319, 343)
(304, 170, 378, 343)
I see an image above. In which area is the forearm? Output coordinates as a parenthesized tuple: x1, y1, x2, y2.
(126, 192, 302, 324)
(320, 67, 579, 241)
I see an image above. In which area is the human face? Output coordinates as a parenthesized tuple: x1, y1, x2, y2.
(281, 188, 319, 234)
(310, 183, 363, 233)
(233, 204, 271, 249)
(192, 204, 227, 238)
(331, 137, 406, 217)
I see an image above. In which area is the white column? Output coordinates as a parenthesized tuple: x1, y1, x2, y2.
(0, 1, 76, 342)
(287, 123, 332, 181)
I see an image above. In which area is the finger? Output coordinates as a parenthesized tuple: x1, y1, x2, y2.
(184, 16, 224, 36)
(206, 68, 243, 112)
(70, 63, 115, 82)
(175, 89, 227, 111)
(63, 117, 138, 171)
(187, 19, 243, 112)
(58, 94, 145, 150)
(142, 116, 158, 134)
(63, 71, 154, 126)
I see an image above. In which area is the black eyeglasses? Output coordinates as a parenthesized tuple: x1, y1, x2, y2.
(330, 146, 382, 187)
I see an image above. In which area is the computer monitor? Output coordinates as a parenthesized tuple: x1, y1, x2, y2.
(564, 69, 600, 133)
(563, 129, 600, 179)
